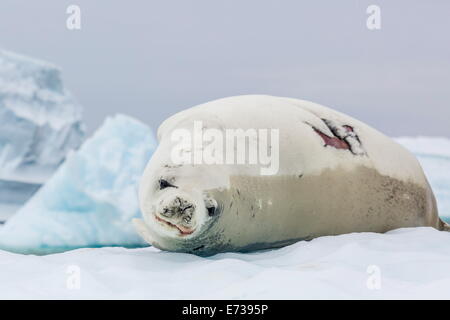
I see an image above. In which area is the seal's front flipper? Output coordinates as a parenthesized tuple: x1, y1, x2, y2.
(133, 218, 160, 247)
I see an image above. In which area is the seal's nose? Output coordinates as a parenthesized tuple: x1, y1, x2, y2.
(159, 196, 195, 223)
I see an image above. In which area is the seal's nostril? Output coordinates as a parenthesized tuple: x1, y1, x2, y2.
(161, 208, 175, 218)
(182, 205, 193, 214)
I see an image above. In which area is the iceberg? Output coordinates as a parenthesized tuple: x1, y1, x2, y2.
(0, 114, 156, 254)
(0, 50, 85, 219)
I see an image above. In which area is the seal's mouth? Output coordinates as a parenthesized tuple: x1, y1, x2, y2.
(154, 214, 195, 236)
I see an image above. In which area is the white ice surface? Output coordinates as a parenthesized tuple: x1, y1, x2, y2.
(1, 227, 449, 299)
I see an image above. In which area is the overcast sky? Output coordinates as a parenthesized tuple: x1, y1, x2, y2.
(1, 0, 449, 136)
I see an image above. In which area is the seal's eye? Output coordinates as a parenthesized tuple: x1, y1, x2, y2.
(159, 179, 178, 190)
(207, 206, 216, 217)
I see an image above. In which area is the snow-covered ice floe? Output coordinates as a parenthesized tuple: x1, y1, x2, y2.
(0, 114, 156, 254)
(0, 227, 449, 299)
(0, 50, 85, 218)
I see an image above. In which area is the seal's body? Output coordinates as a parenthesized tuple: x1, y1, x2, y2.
(134, 95, 446, 256)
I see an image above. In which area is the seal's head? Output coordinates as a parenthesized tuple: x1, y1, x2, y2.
(144, 177, 218, 238)
(133, 158, 222, 252)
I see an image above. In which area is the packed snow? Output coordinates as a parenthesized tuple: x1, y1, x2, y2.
(0, 50, 85, 218)
(0, 227, 449, 299)
(0, 114, 156, 254)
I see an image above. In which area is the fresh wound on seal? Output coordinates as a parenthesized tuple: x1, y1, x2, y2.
(311, 119, 365, 155)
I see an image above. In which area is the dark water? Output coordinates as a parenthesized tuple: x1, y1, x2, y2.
(0, 179, 41, 204)
(0, 179, 41, 221)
